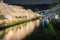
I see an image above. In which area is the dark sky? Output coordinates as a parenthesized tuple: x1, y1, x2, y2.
(3, 0, 58, 4)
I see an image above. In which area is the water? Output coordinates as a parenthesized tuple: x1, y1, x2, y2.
(0, 19, 41, 40)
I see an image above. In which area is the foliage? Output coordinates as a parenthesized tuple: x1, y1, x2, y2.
(56, 11, 60, 16)
(48, 0, 60, 9)
(34, 8, 39, 12)
(48, 0, 57, 9)
(0, 15, 5, 20)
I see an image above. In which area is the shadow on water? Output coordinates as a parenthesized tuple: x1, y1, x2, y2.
(23, 21, 60, 40)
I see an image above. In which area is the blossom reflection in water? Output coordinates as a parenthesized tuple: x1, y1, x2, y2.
(4, 19, 41, 40)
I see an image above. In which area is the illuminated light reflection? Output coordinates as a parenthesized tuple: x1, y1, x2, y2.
(4, 30, 14, 40)
(4, 19, 41, 40)
(35, 19, 41, 27)
(47, 19, 49, 23)
(42, 19, 44, 31)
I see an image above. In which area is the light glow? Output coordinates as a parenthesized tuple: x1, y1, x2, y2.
(55, 15, 59, 19)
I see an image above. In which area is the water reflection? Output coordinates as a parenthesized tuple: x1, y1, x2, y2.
(1, 19, 41, 40)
